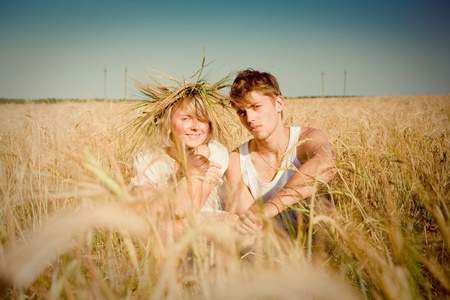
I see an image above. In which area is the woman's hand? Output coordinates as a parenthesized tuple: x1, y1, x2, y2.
(205, 161, 222, 186)
(187, 154, 210, 173)
(194, 144, 210, 158)
(186, 157, 222, 186)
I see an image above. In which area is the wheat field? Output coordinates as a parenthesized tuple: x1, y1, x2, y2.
(0, 95, 449, 299)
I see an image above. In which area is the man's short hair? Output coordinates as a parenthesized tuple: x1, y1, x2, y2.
(229, 69, 282, 108)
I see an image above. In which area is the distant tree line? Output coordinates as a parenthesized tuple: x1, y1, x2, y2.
(0, 96, 360, 104)
(0, 98, 142, 104)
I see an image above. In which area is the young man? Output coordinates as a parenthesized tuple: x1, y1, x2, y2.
(225, 69, 337, 235)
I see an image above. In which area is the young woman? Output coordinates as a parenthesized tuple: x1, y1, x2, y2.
(128, 72, 233, 219)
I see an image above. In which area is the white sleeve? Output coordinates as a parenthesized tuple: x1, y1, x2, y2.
(130, 150, 173, 187)
(207, 140, 229, 176)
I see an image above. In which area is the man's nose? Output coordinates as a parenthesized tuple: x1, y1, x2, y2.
(245, 109, 256, 123)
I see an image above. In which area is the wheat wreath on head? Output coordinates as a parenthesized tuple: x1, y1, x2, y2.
(122, 64, 234, 155)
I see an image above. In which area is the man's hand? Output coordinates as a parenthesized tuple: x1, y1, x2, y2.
(234, 206, 264, 235)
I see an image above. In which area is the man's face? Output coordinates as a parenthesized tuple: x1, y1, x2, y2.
(235, 90, 283, 141)
(170, 103, 210, 149)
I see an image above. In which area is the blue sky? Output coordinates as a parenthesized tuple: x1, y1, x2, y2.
(1, 0, 449, 99)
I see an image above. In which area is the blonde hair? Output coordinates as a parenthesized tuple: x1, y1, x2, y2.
(230, 68, 281, 109)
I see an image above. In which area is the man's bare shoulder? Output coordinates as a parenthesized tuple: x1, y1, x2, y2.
(228, 138, 253, 173)
(299, 127, 327, 139)
(297, 127, 333, 160)
(225, 149, 243, 186)
(229, 149, 240, 162)
(227, 148, 241, 170)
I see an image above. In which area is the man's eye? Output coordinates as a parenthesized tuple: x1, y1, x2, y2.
(238, 110, 246, 116)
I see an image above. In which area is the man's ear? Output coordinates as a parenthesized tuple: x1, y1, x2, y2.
(275, 96, 284, 113)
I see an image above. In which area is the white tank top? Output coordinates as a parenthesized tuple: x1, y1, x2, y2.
(239, 127, 302, 203)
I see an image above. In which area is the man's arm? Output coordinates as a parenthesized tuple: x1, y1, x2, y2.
(225, 150, 263, 233)
(225, 150, 256, 215)
(261, 127, 336, 218)
(236, 128, 336, 234)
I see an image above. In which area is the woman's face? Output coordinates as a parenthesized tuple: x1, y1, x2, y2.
(170, 101, 210, 149)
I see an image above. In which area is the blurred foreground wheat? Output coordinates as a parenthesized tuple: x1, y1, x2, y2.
(0, 96, 448, 299)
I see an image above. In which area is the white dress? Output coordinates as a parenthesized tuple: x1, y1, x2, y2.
(131, 140, 229, 212)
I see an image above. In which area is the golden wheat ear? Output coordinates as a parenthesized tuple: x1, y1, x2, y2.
(1, 203, 148, 289)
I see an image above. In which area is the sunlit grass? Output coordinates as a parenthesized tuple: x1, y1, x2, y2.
(0, 95, 448, 299)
